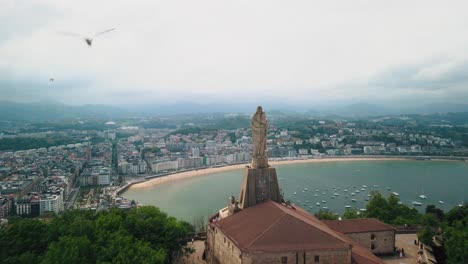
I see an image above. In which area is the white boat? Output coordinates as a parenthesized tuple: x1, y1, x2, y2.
(412, 201, 422, 206)
(316, 202, 320, 206)
(294, 192, 297, 195)
(334, 193, 339, 196)
(345, 205, 352, 208)
(322, 192, 326, 195)
(387, 187, 391, 190)
(367, 194, 371, 197)
(344, 189, 348, 192)
(304, 188, 308, 191)
(392, 192, 399, 196)
(355, 190, 360, 193)
(439, 200, 444, 204)
(321, 200, 326, 203)
(351, 199, 357, 202)
(322, 207, 329, 210)
(351, 192, 356, 196)
(362, 185, 367, 188)
(360, 188, 365, 191)
(315, 189, 319, 192)
(314, 194, 318, 197)
(419, 195, 427, 199)
(360, 208, 367, 212)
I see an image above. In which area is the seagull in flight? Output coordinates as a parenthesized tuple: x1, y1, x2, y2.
(58, 28, 116, 47)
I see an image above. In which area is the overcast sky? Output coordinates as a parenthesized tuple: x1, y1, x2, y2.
(1, 0, 468, 107)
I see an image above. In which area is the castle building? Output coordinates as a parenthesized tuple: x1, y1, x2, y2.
(204, 107, 393, 264)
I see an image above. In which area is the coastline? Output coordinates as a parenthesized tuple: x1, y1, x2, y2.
(126, 156, 465, 191)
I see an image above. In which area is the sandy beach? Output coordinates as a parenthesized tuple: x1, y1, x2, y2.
(129, 157, 410, 189)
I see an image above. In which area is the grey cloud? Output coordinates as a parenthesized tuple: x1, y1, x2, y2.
(368, 59, 468, 91)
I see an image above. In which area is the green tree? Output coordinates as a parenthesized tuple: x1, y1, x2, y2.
(42, 236, 95, 264)
(342, 208, 361, 219)
(426, 204, 445, 222)
(418, 226, 435, 245)
(315, 210, 338, 220)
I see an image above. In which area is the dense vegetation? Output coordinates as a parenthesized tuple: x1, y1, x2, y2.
(0, 136, 81, 151)
(0, 206, 193, 264)
(315, 191, 467, 264)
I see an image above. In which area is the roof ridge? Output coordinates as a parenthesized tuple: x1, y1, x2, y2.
(245, 205, 288, 249)
(287, 209, 351, 246)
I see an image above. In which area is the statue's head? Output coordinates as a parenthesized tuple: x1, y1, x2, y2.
(256, 106, 263, 113)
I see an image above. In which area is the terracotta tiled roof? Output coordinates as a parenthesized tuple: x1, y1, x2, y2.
(214, 200, 385, 264)
(214, 200, 351, 252)
(322, 218, 396, 234)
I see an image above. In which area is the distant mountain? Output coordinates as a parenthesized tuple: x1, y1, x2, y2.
(0, 101, 129, 122)
(405, 103, 468, 115)
(323, 103, 392, 117)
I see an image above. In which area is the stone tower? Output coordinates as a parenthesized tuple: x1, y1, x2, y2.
(238, 106, 282, 209)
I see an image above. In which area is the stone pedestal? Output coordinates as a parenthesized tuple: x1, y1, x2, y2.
(238, 166, 282, 209)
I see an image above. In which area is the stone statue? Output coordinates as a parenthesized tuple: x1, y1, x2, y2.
(251, 106, 268, 168)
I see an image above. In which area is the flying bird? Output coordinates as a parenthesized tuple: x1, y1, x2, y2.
(58, 28, 116, 47)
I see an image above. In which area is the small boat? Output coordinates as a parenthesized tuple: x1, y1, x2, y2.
(362, 185, 367, 188)
(315, 189, 319, 192)
(438, 200, 444, 204)
(419, 195, 427, 199)
(367, 194, 371, 197)
(304, 188, 308, 191)
(345, 195, 349, 198)
(458, 204, 463, 207)
(392, 192, 399, 196)
(365, 198, 369, 201)
(355, 190, 360, 193)
(294, 192, 297, 195)
(360, 188, 365, 191)
(321, 200, 326, 203)
(351, 199, 357, 202)
(337, 188, 341, 190)
(387, 187, 391, 190)
(322, 207, 329, 210)
(345, 205, 352, 208)
(314, 194, 318, 197)
(412, 201, 422, 206)
(322, 192, 326, 195)
(351, 192, 356, 196)
(360, 208, 367, 212)
(331, 196, 335, 199)
(334, 193, 339, 196)
(344, 189, 348, 192)
(316, 202, 320, 206)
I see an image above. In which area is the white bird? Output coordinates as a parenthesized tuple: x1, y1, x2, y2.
(58, 28, 116, 47)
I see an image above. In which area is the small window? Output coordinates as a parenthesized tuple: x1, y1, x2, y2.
(314, 255, 320, 263)
(371, 243, 376, 250)
(371, 233, 376, 240)
(281, 256, 287, 263)
(224, 237, 226, 243)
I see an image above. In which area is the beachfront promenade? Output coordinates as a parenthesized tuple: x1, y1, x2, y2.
(114, 155, 467, 197)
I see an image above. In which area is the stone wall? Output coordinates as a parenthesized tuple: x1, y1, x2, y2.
(346, 230, 395, 255)
(242, 249, 351, 264)
(210, 227, 242, 264)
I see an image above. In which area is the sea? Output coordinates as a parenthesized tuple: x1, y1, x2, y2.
(123, 160, 468, 222)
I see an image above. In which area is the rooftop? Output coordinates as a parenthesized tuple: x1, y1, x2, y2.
(322, 218, 396, 234)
